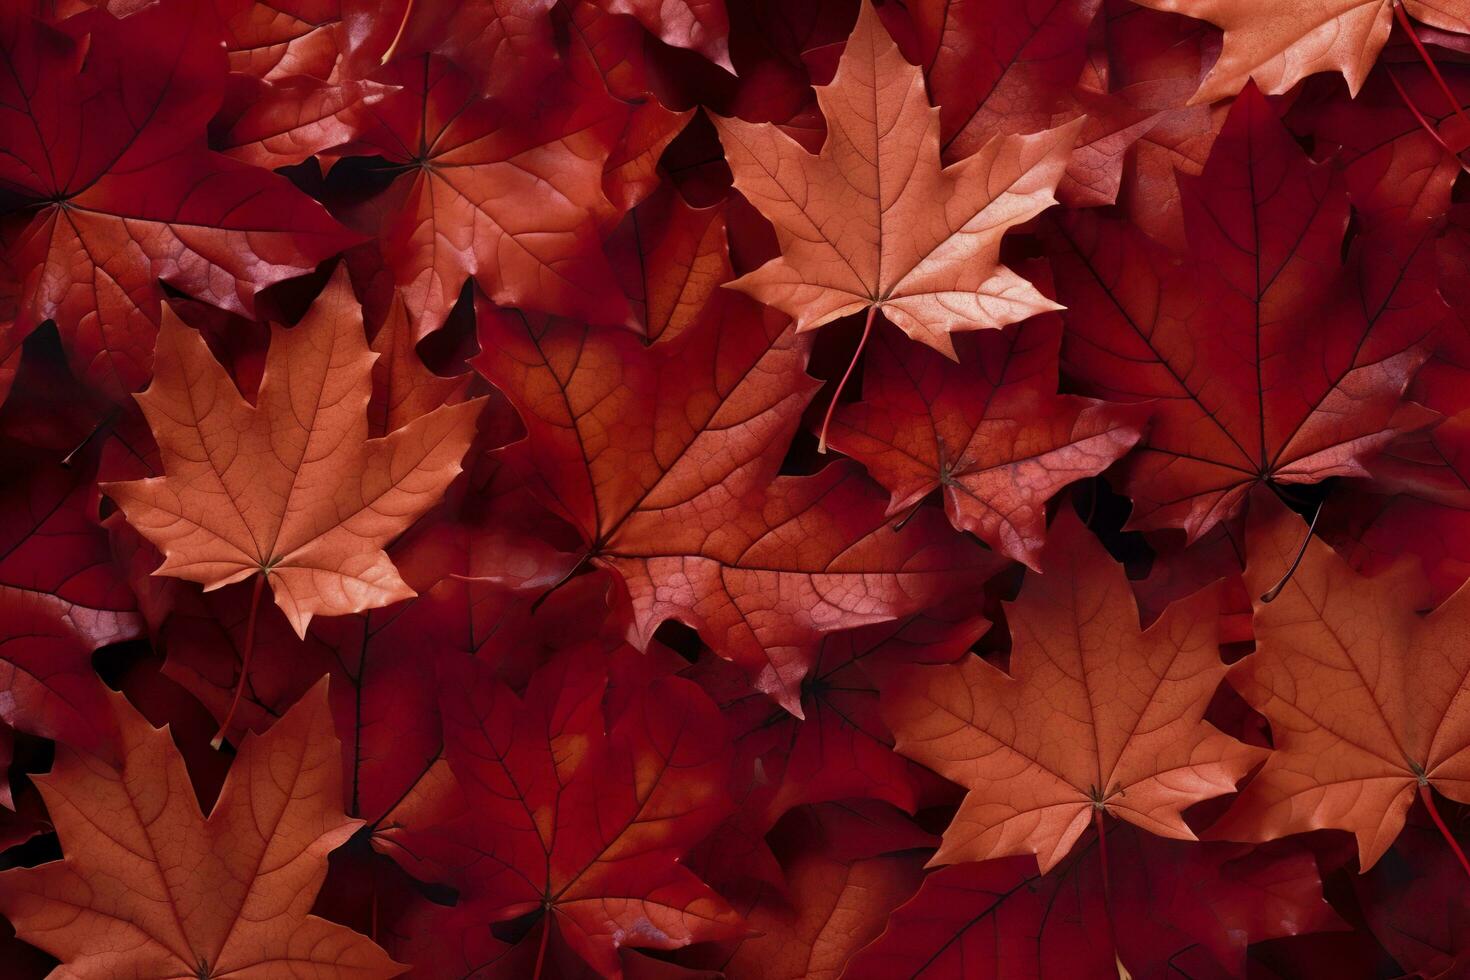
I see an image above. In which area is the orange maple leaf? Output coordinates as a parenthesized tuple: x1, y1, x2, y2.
(1134, 0, 1470, 103)
(0, 678, 404, 979)
(711, 2, 1081, 360)
(104, 268, 484, 639)
(1212, 489, 1470, 871)
(882, 508, 1264, 872)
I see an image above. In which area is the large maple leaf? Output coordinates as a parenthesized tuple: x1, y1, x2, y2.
(1211, 489, 1470, 869)
(474, 293, 1002, 711)
(0, 1, 357, 402)
(1046, 84, 1440, 542)
(826, 303, 1146, 567)
(381, 647, 744, 978)
(883, 508, 1263, 872)
(1135, 0, 1470, 104)
(711, 2, 1080, 359)
(0, 678, 404, 978)
(103, 267, 484, 637)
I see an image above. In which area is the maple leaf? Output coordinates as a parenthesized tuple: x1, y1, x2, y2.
(883, 508, 1263, 872)
(333, 53, 629, 338)
(1046, 84, 1440, 542)
(0, 678, 405, 978)
(0, 1, 357, 402)
(380, 647, 744, 978)
(212, 73, 392, 171)
(368, 291, 477, 437)
(158, 456, 594, 829)
(711, 2, 1081, 359)
(475, 294, 1002, 711)
(844, 827, 1341, 978)
(1134, 0, 1470, 103)
(882, 0, 1102, 161)
(102, 267, 485, 638)
(1065, 2, 1227, 251)
(1059, 12, 1224, 215)
(826, 303, 1147, 567)
(572, 13, 694, 223)
(675, 0, 854, 154)
(721, 849, 923, 980)
(1210, 488, 1470, 869)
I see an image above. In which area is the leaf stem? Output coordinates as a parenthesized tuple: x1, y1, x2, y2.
(211, 572, 266, 750)
(1419, 783, 1470, 881)
(818, 305, 877, 454)
(380, 0, 416, 66)
(892, 495, 927, 532)
(532, 912, 551, 980)
(1094, 809, 1128, 978)
(370, 866, 379, 942)
(1385, 68, 1470, 174)
(60, 406, 120, 468)
(1393, 2, 1470, 134)
(1259, 497, 1322, 603)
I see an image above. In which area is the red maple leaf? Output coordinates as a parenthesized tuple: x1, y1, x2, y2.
(475, 293, 1003, 711)
(0, 1, 356, 401)
(379, 646, 744, 978)
(1047, 84, 1440, 542)
(826, 299, 1146, 566)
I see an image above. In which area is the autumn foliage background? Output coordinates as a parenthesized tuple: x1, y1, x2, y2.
(4, 0, 1470, 976)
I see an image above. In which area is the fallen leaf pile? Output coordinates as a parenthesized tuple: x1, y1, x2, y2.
(2, 0, 1469, 976)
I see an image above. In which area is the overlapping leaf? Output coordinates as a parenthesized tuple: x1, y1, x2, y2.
(0, 679, 404, 979)
(381, 647, 743, 978)
(104, 267, 484, 636)
(1135, 0, 1470, 102)
(713, 2, 1080, 356)
(1212, 490, 1470, 869)
(333, 53, 629, 338)
(476, 292, 1002, 711)
(1047, 85, 1440, 541)
(0, 0, 356, 401)
(826, 308, 1146, 566)
(883, 509, 1262, 872)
